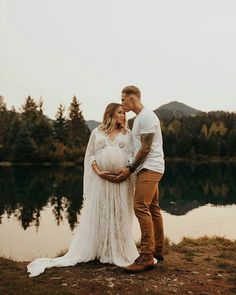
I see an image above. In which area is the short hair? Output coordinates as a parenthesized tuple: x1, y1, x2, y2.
(122, 85, 141, 99)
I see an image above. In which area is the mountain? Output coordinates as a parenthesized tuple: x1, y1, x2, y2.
(154, 101, 203, 119)
(86, 120, 100, 131)
(87, 101, 203, 130)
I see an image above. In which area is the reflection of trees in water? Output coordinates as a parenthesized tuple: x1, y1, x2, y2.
(0, 163, 235, 229)
(0, 166, 84, 230)
(160, 162, 236, 215)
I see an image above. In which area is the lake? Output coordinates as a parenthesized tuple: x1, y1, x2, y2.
(0, 162, 236, 262)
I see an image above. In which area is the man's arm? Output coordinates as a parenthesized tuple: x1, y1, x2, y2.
(112, 132, 154, 182)
(129, 132, 154, 172)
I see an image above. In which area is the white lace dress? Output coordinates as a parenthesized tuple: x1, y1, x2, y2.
(27, 127, 139, 277)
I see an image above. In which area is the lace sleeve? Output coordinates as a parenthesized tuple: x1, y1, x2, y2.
(83, 128, 97, 200)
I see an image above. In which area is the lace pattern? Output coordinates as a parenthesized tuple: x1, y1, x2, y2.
(27, 127, 139, 277)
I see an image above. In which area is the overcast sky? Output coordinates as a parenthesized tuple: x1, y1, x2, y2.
(0, 0, 235, 121)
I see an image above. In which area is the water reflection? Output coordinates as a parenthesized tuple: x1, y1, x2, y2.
(0, 166, 84, 230)
(160, 162, 236, 215)
(0, 162, 236, 230)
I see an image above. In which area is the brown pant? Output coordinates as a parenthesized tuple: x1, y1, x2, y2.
(134, 169, 164, 255)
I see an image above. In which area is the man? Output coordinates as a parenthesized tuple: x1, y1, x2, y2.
(114, 85, 165, 273)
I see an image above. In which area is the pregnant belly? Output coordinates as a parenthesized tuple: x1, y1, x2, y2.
(96, 147, 127, 172)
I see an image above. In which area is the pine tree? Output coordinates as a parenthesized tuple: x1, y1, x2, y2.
(21, 96, 38, 133)
(32, 98, 53, 146)
(14, 124, 36, 162)
(4, 108, 21, 160)
(67, 96, 90, 148)
(22, 96, 38, 117)
(54, 103, 68, 144)
(38, 97, 44, 116)
(33, 116, 53, 146)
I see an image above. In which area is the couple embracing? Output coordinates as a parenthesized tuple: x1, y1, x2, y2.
(27, 85, 165, 277)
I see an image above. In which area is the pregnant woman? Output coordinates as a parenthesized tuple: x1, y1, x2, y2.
(27, 103, 139, 277)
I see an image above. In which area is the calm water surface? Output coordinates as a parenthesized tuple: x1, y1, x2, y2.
(0, 162, 235, 261)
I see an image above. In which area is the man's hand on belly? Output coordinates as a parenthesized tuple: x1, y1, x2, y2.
(111, 167, 131, 183)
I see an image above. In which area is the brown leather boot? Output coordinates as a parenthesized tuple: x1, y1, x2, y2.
(124, 254, 155, 273)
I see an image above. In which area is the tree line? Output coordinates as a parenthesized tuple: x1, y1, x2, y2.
(160, 112, 236, 159)
(0, 95, 90, 163)
(0, 95, 236, 163)
(128, 110, 236, 160)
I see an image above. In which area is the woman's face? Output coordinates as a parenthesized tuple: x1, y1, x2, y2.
(114, 106, 125, 125)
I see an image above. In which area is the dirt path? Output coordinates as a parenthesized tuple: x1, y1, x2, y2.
(1, 237, 235, 295)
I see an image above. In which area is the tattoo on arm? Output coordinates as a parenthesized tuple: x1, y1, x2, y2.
(130, 133, 154, 171)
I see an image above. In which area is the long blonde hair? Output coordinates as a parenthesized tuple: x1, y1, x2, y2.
(99, 103, 126, 134)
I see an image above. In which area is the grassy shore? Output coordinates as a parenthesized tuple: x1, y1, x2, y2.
(1, 236, 236, 295)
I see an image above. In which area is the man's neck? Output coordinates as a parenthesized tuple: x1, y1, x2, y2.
(133, 103, 144, 115)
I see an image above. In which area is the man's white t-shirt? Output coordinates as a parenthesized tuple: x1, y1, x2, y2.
(132, 107, 165, 174)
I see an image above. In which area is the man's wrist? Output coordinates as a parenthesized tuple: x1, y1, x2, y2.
(126, 164, 135, 173)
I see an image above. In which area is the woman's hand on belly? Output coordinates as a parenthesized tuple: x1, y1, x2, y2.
(111, 167, 131, 183)
(98, 170, 119, 181)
